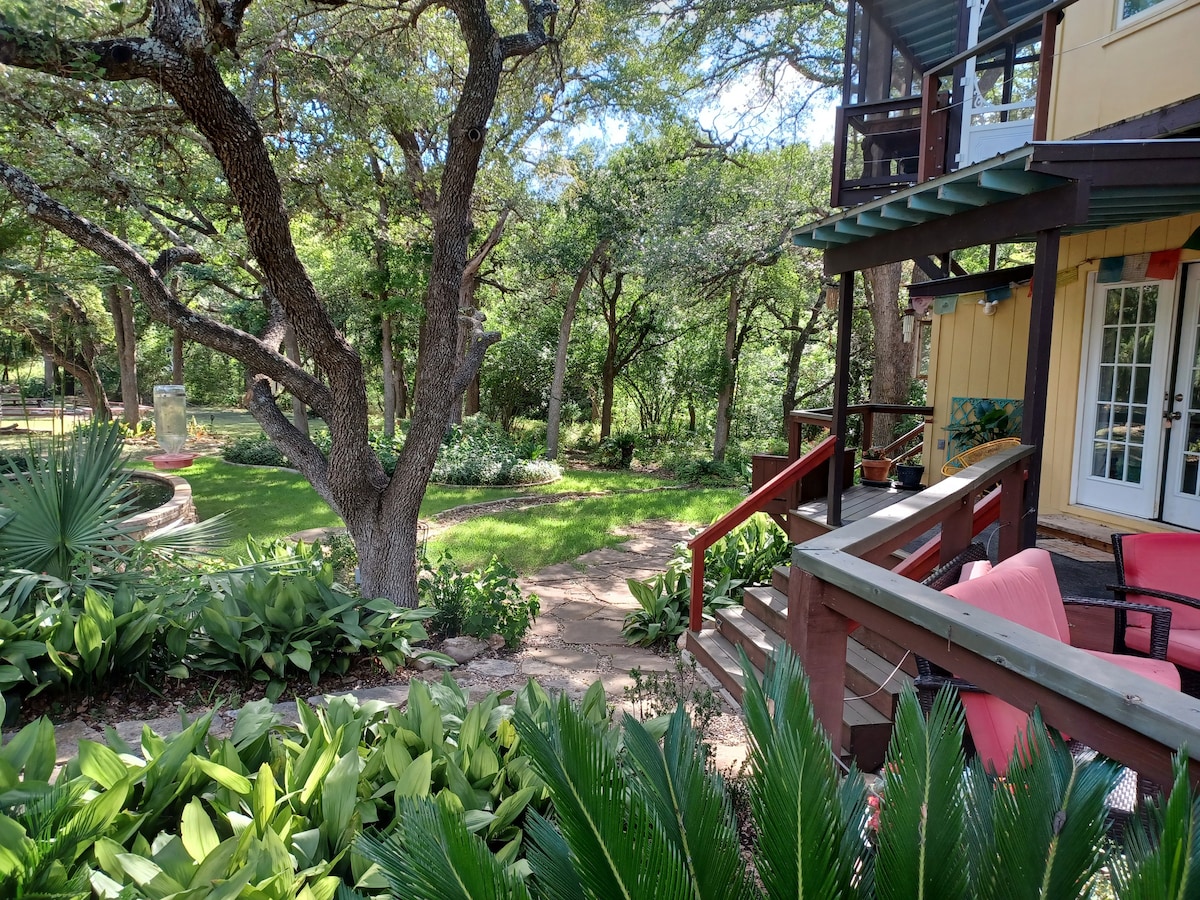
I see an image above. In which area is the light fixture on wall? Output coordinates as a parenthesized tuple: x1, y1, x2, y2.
(822, 278, 840, 310)
(901, 303, 916, 343)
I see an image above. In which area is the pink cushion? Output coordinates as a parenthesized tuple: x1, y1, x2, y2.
(942, 563, 1062, 640)
(990, 548, 1071, 642)
(960, 693, 1035, 776)
(1121, 534, 1200, 631)
(959, 560, 993, 581)
(1126, 625, 1200, 671)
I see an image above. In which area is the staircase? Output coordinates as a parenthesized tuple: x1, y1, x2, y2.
(686, 565, 913, 771)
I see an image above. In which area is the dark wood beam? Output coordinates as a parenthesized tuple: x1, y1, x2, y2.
(913, 256, 943, 281)
(827, 270, 856, 528)
(1032, 10, 1058, 142)
(1078, 94, 1200, 140)
(824, 182, 1087, 273)
(905, 264, 1036, 297)
(1020, 228, 1061, 549)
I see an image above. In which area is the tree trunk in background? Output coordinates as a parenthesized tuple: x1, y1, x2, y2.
(172, 330, 184, 384)
(42, 352, 54, 395)
(782, 294, 825, 422)
(713, 279, 741, 462)
(396, 351, 408, 420)
(381, 314, 397, 438)
(283, 323, 309, 439)
(106, 284, 139, 425)
(864, 262, 914, 444)
(548, 240, 607, 459)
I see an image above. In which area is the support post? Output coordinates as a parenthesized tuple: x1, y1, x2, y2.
(788, 566, 849, 746)
(828, 270, 856, 527)
(1020, 228, 1062, 548)
(1033, 10, 1058, 142)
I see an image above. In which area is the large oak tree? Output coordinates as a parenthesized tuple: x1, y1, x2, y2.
(0, 0, 555, 605)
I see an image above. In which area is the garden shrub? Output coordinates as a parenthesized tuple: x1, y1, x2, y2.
(621, 515, 791, 647)
(2, 675, 579, 897)
(221, 433, 289, 467)
(593, 430, 639, 468)
(190, 539, 440, 699)
(660, 452, 748, 486)
(420, 552, 540, 647)
(433, 416, 561, 486)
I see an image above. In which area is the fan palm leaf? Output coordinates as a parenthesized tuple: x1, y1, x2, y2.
(621, 705, 758, 900)
(1112, 750, 1200, 900)
(741, 644, 866, 900)
(514, 693, 695, 900)
(874, 685, 969, 900)
(356, 797, 530, 900)
(966, 712, 1118, 900)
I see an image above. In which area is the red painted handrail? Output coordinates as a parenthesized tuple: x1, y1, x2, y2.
(687, 434, 838, 632)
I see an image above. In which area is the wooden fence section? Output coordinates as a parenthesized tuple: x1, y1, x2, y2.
(789, 445, 1200, 788)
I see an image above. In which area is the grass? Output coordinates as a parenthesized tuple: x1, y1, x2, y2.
(426, 488, 742, 573)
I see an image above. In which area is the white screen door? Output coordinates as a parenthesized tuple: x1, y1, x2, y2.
(1163, 268, 1200, 529)
(1075, 276, 1175, 518)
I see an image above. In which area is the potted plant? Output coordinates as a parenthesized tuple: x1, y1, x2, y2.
(895, 454, 925, 490)
(860, 446, 893, 483)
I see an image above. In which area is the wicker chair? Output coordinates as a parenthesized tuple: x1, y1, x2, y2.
(1112, 532, 1200, 696)
(940, 436, 1021, 477)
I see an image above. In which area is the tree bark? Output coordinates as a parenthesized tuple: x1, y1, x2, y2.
(106, 284, 140, 425)
(0, 0, 551, 606)
(381, 314, 397, 439)
(864, 262, 914, 443)
(547, 239, 607, 459)
(713, 278, 741, 462)
(283, 323, 309, 439)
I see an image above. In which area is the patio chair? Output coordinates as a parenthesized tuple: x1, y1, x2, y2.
(915, 546, 1178, 775)
(940, 436, 1021, 477)
(1112, 532, 1200, 695)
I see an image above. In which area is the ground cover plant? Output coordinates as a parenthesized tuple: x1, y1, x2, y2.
(0, 676, 589, 898)
(622, 515, 791, 646)
(420, 553, 540, 648)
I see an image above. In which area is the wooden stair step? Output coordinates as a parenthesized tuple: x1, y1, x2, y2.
(715, 605, 780, 672)
(845, 638, 913, 720)
(742, 585, 787, 634)
(771, 564, 790, 595)
(685, 627, 891, 772)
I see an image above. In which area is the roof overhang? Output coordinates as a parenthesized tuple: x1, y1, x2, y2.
(792, 140, 1200, 274)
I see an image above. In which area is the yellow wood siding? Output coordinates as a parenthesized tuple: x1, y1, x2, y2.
(927, 213, 1200, 533)
(1048, 0, 1200, 139)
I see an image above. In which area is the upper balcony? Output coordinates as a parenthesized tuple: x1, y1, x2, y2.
(832, 0, 1069, 207)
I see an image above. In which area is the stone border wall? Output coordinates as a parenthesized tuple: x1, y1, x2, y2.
(124, 471, 197, 538)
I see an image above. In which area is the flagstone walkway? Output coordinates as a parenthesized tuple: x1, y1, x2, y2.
(50, 520, 749, 770)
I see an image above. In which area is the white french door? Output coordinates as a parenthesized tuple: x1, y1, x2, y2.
(1162, 271, 1200, 528)
(1075, 266, 1200, 529)
(1075, 275, 1175, 518)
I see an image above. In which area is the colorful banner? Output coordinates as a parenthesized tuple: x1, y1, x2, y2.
(933, 295, 958, 315)
(1147, 248, 1182, 279)
(1121, 253, 1150, 281)
(1097, 256, 1125, 283)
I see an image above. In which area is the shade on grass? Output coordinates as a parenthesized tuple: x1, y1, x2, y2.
(130, 455, 697, 564)
(427, 488, 743, 573)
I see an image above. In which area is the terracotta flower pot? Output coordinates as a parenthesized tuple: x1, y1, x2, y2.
(861, 458, 893, 483)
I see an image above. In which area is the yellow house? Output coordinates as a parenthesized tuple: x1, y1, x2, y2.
(793, 0, 1200, 540)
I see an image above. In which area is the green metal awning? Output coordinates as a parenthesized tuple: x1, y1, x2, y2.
(792, 140, 1200, 273)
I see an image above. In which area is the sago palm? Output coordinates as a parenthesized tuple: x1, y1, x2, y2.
(356, 645, 1200, 899)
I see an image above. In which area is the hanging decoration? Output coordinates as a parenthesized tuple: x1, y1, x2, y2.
(1147, 248, 1183, 278)
(933, 295, 958, 315)
(1121, 253, 1150, 281)
(911, 295, 934, 316)
(1097, 256, 1125, 283)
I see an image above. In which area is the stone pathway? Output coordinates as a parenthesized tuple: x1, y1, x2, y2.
(49, 520, 748, 770)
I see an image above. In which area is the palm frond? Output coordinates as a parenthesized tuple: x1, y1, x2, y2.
(514, 693, 694, 900)
(1112, 750, 1200, 900)
(622, 705, 757, 900)
(741, 645, 857, 900)
(958, 710, 1118, 900)
(875, 685, 969, 900)
(355, 798, 530, 900)
(524, 810, 585, 900)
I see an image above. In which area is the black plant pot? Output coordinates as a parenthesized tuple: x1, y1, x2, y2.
(895, 464, 925, 490)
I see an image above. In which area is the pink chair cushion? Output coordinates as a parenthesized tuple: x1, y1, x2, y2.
(959, 560, 993, 581)
(1121, 534, 1200, 631)
(942, 563, 1062, 640)
(1084, 650, 1180, 691)
(990, 548, 1071, 642)
(1126, 625, 1200, 671)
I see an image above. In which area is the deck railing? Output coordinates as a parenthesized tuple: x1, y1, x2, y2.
(789, 444, 1200, 788)
(688, 434, 837, 632)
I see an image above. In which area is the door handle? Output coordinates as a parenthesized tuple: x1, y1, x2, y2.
(1164, 410, 1182, 421)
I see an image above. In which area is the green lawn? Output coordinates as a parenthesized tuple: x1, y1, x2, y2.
(427, 488, 742, 573)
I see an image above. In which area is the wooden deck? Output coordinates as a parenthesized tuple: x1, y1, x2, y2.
(790, 483, 921, 540)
